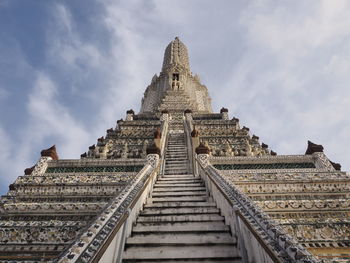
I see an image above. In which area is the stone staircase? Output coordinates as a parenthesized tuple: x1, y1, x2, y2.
(122, 125, 241, 262)
(164, 129, 189, 175)
(122, 174, 241, 262)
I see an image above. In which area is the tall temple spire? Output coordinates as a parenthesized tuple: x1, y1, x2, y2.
(0, 37, 345, 263)
(140, 37, 212, 115)
(162, 37, 190, 72)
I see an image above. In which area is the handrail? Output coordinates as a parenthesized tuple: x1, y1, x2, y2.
(57, 154, 160, 263)
(183, 118, 194, 174)
(159, 116, 169, 177)
(196, 155, 319, 263)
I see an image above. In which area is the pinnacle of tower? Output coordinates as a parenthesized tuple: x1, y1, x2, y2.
(162, 37, 190, 72)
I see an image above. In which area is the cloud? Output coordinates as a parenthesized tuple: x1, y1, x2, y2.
(228, 0, 350, 167)
(1, 1, 349, 194)
(27, 72, 90, 157)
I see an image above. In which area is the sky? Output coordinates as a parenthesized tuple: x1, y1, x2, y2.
(0, 0, 349, 194)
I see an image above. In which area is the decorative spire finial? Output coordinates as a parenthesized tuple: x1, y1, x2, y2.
(162, 37, 190, 72)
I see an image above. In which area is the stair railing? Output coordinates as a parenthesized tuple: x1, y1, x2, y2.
(159, 116, 169, 177)
(57, 154, 160, 263)
(183, 118, 194, 174)
(195, 154, 320, 263)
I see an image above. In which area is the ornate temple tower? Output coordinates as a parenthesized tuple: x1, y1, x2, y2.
(0, 38, 348, 263)
(140, 37, 212, 117)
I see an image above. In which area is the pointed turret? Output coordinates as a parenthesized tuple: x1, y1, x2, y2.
(162, 37, 190, 72)
(139, 37, 212, 115)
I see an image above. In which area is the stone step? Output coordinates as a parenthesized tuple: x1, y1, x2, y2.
(125, 232, 235, 245)
(137, 214, 224, 223)
(153, 187, 206, 192)
(152, 191, 206, 197)
(144, 202, 216, 208)
(157, 177, 198, 181)
(161, 174, 194, 178)
(165, 155, 187, 158)
(165, 161, 187, 165)
(155, 180, 201, 184)
(164, 164, 188, 168)
(141, 207, 219, 215)
(164, 167, 188, 170)
(122, 260, 239, 263)
(122, 245, 240, 260)
(132, 221, 229, 233)
(165, 161, 188, 164)
(164, 166, 188, 169)
(154, 183, 204, 188)
(164, 170, 189, 173)
(164, 169, 189, 174)
(148, 196, 207, 203)
(157, 180, 200, 185)
(164, 171, 189, 175)
(164, 172, 189, 176)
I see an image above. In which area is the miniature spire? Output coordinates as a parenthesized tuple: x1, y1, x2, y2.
(162, 37, 190, 72)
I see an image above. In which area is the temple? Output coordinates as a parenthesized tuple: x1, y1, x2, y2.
(0, 37, 349, 263)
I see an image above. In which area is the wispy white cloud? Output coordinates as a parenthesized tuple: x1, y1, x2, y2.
(0, 0, 349, 194)
(26, 72, 90, 158)
(228, 0, 350, 166)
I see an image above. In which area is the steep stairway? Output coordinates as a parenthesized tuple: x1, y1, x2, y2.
(122, 125, 241, 262)
(122, 174, 241, 262)
(164, 129, 189, 175)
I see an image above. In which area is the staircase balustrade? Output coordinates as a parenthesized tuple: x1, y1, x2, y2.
(57, 154, 161, 263)
(195, 154, 320, 263)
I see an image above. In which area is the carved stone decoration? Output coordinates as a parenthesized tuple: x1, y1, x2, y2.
(197, 154, 209, 168)
(41, 145, 59, 160)
(313, 152, 335, 171)
(126, 109, 135, 115)
(195, 142, 210, 154)
(160, 112, 169, 122)
(126, 109, 134, 121)
(24, 165, 35, 175)
(146, 143, 161, 155)
(191, 127, 199, 137)
(154, 128, 162, 139)
(147, 154, 159, 168)
(220, 107, 229, 120)
(305, 140, 324, 154)
(31, 156, 52, 176)
(329, 160, 341, 170)
(220, 107, 228, 113)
